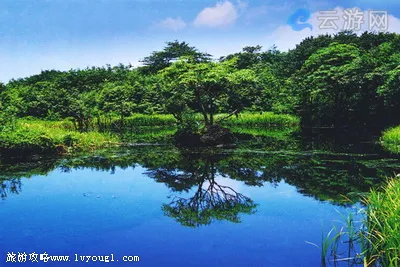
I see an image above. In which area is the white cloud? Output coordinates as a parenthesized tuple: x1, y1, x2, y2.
(268, 7, 400, 51)
(194, 1, 238, 28)
(157, 17, 187, 31)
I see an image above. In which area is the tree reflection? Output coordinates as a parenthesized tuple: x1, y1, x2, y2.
(1, 145, 399, 209)
(147, 155, 257, 227)
(0, 178, 22, 200)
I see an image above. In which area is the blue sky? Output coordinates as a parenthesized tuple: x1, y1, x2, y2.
(1, 0, 400, 82)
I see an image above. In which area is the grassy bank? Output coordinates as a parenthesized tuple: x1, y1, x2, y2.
(382, 126, 400, 154)
(0, 120, 119, 156)
(218, 112, 300, 127)
(0, 112, 299, 156)
(364, 178, 400, 266)
(120, 126, 177, 143)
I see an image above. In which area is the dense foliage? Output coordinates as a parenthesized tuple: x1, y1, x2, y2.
(1, 32, 400, 132)
(382, 126, 400, 154)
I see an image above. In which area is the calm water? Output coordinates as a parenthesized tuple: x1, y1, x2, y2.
(1, 135, 400, 266)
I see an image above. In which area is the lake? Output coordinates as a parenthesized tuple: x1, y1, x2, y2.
(1, 130, 399, 266)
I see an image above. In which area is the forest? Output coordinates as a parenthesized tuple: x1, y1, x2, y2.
(0, 30, 400, 153)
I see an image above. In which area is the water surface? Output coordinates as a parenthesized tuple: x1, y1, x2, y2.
(1, 137, 399, 266)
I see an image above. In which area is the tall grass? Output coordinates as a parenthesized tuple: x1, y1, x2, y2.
(1, 112, 300, 155)
(382, 126, 400, 154)
(364, 178, 400, 266)
(123, 114, 177, 126)
(229, 126, 299, 139)
(119, 126, 177, 143)
(217, 112, 299, 127)
(102, 112, 299, 130)
(100, 114, 177, 131)
(313, 178, 400, 266)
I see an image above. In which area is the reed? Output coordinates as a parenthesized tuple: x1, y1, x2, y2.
(363, 178, 400, 266)
(314, 178, 400, 266)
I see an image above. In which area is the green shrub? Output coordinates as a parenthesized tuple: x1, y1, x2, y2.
(0, 128, 56, 154)
(0, 120, 119, 156)
(382, 126, 400, 154)
(62, 134, 79, 147)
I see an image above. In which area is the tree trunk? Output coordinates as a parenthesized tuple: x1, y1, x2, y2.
(202, 112, 209, 126)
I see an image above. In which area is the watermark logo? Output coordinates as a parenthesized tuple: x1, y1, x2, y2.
(317, 10, 339, 30)
(288, 8, 313, 31)
(369, 11, 388, 31)
(343, 8, 364, 31)
(317, 8, 388, 32)
(288, 8, 389, 32)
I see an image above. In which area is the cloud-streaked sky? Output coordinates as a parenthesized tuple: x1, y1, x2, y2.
(1, 0, 400, 82)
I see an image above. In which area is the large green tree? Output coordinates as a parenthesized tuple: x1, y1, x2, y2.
(292, 42, 361, 127)
(159, 57, 258, 126)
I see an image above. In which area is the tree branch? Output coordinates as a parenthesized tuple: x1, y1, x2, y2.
(216, 109, 238, 124)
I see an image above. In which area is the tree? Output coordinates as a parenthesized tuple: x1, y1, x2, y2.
(285, 34, 333, 76)
(378, 52, 400, 125)
(221, 45, 263, 69)
(351, 41, 400, 128)
(0, 82, 6, 113)
(292, 42, 361, 127)
(159, 57, 259, 127)
(140, 40, 211, 74)
(67, 91, 95, 131)
(98, 82, 136, 127)
(249, 63, 287, 113)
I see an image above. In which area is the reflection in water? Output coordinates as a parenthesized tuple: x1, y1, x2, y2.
(1, 178, 22, 200)
(147, 156, 256, 227)
(1, 131, 399, 266)
(1, 145, 400, 206)
(162, 179, 255, 227)
(1, 136, 400, 230)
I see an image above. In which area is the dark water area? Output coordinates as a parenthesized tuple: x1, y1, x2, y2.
(1, 129, 399, 266)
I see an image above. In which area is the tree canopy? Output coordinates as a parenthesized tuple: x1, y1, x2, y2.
(1, 31, 400, 131)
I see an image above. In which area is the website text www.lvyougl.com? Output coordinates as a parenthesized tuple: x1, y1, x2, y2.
(5, 252, 140, 263)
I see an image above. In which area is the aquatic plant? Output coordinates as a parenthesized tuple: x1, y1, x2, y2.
(364, 178, 400, 266)
(312, 177, 400, 266)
